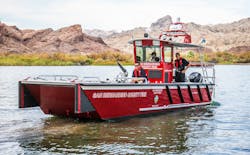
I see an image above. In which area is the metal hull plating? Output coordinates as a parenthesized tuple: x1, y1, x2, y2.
(19, 81, 214, 120)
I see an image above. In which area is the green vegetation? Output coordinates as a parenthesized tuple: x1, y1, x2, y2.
(0, 51, 133, 66)
(0, 51, 249, 66)
(185, 51, 250, 64)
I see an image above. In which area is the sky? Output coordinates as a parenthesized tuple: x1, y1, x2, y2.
(0, 0, 249, 31)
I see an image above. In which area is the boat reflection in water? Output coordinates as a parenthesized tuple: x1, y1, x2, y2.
(18, 107, 215, 154)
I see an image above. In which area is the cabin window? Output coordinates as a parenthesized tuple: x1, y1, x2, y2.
(164, 46, 172, 62)
(136, 46, 161, 62)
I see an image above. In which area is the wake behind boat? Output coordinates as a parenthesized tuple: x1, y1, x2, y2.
(19, 19, 215, 120)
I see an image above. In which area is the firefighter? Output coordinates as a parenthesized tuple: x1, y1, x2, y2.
(150, 51, 160, 62)
(174, 53, 190, 82)
(132, 62, 147, 83)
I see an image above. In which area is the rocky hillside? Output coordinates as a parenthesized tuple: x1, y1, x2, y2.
(0, 23, 118, 53)
(87, 15, 250, 53)
(1, 15, 249, 54)
(85, 29, 117, 38)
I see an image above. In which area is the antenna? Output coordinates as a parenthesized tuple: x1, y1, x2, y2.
(176, 17, 181, 23)
(130, 31, 134, 40)
(200, 37, 206, 45)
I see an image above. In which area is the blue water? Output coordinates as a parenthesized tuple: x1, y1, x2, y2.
(0, 65, 249, 154)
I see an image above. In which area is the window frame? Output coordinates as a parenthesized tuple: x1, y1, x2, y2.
(163, 46, 173, 63)
(135, 45, 161, 63)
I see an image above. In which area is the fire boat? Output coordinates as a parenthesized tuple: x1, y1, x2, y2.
(19, 20, 216, 120)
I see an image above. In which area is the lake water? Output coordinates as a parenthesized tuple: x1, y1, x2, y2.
(0, 65, 249, 154)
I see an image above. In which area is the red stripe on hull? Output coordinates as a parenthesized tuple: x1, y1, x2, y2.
(170, 89, 182, 104)
(181, 88, 192, 103)
(201, 88, 210, 102)
(191, 88, 201, 102)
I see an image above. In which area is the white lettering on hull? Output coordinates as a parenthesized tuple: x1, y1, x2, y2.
(92, 92, 147, 99)
(152, 89, 163, 95)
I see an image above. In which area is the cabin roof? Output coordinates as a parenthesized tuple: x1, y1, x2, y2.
(128, 38, 203, 48)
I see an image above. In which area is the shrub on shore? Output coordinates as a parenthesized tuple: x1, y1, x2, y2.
(0, 51, 133, 66)
(185, 51, 250, 64)
(0, 51, 249, 66)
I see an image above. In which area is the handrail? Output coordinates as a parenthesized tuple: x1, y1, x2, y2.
(33, 75, 79, 81)
(115, 77, 148, 84)
(81, 76, 101, 82)
(190, 62, 215, 67)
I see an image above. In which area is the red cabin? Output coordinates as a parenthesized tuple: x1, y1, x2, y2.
(129, 19, 196, 84)
(130, 37, 200, 84)
(131, 38, 174, 83)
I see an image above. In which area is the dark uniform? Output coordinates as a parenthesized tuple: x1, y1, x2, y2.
(175, 58, 189, 82)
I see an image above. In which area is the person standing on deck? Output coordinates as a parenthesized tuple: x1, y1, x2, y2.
(132, 62, 147, 83)
(174, 53, 190, 82)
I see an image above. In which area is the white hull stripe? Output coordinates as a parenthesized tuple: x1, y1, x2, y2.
(21, 81, 75, 86)
(81, 85, 207, 90)
(21, 81, 210, 90)
(81, 85, 166, 90)
(139, 102, 211, 112)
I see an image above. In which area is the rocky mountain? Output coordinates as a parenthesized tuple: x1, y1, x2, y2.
(87, 15, 250, 53)
(0, 23, 118, 53)
(1, 15, 249, 54)
(85, 29, 117, 38)
(150, 15, 173, 31)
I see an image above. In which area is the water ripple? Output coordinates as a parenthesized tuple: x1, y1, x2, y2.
(0, 66, 249, 154)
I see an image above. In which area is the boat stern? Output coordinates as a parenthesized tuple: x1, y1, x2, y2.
(18, 81, 98, 119)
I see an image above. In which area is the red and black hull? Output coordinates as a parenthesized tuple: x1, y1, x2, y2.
(19, 81, 214, 120)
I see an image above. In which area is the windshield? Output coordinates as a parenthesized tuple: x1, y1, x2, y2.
(136, 46, 161, 62)
(164, 46, 172, 62)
